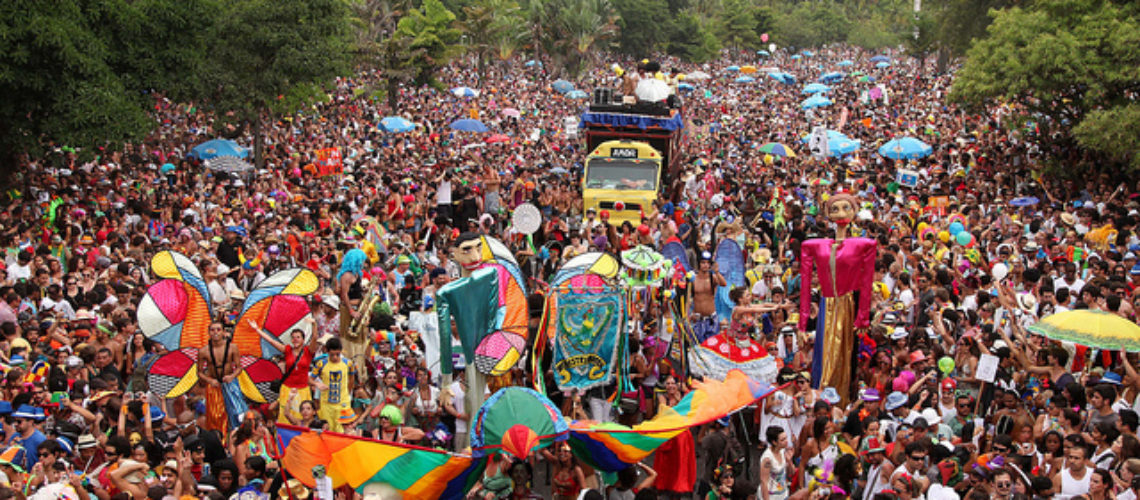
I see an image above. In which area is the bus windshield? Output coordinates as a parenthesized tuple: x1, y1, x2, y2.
(584, 159, 658, 191)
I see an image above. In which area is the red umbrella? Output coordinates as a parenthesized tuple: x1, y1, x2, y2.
(485, 134, 511, 144)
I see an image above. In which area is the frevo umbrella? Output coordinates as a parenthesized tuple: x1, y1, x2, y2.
(734, 76, 756, 83)
(1028, 310, 1140, 352)
(189, 139, 248, 161)
(740, 65, 758, 74)
(878, 137, 933, 160)
(759, 142, 796, 157)
(450, 86, 479, 97)
(870, 55, 890, 63)
(876, 62, 891, 69)
(449, 119, 489, 133)
(472, 387, 568, 459)
(801, 94, 833, 109)
(802, 83, 831, 95)
(726, 65, 740, 72)
(379, 116, 415, 133)
(551, 80, 575, 94)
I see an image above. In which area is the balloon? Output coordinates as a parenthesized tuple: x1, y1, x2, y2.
(917, 222, 930, 233)
(938, 357, 955, 375)
(955, 231, 972, 246)
(949, 221, 965, 235)
(761, 33, 769, 42)
(938, 231, 950, 243)
(991, 262, 1009, 281)
(769, 43, 776, 52)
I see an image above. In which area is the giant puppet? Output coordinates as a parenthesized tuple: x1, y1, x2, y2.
(797, 193, 876, 405)
(435, 233, 529, 448)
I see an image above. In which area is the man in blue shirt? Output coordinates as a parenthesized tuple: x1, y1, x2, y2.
(8, 405, 46, 471)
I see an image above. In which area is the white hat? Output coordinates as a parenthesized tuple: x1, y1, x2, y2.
(322, 295, 341, 310)
(1016, 293, 1038, 312)
(921, 408, 941, 426)
(890, 327, 908, 341)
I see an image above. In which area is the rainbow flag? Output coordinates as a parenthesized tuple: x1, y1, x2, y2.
(277, 425, 484, 500)
(277, 370, 776, 497)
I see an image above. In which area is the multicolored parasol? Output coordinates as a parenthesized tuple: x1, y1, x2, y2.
(471, 387, 568, 458)
(1027, 310, 1140, 352)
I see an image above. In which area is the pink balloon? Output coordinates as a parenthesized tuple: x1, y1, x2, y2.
(761, 33, 769, 42)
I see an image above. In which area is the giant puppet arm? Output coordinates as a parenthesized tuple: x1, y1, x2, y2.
(796, 237, 878, 331)
(436, 267, 501, 376)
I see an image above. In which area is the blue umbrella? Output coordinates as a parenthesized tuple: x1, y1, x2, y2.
(791, 54, 802, 60)
(1009, 196, 1041, 207)
(876, 62, 891, 69)
(819, 71, 845, 83)
(802, 83, 831, 95)
(449, 119, 489, 133)
(726, 65, 740, 72)
(678, 82, 695, 91)
(870, 55, 890, 63)
(801, 130, 861, 157)
(802, 50, 815, 57)
(735, 76, 755, 83)
(451, 86, 479, 97)
(878, 137, 934, 160)
(379, 116, 415, 133)
(768, 72, 796, 85)
(837, 60, 854, 67)
(801, 94, 833, 109)
(524, 60, 541, 67)
(551, 80, 575, 94)
(160, 163, 176, 174)
(189, 139, 248, 161)
(565, 90, 589, 99)
(757, 50, 770, 57)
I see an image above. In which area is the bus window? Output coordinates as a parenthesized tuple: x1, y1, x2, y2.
(585, 160, 658, 191)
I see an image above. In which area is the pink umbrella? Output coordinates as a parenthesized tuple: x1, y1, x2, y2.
(485, 134, 511, 144)
(501, 108, 521, 119)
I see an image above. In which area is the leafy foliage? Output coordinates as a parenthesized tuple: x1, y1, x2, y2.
(395, 0, 463, 85)
(0, 0, 216, 178)
(951, 0, 1140, 168)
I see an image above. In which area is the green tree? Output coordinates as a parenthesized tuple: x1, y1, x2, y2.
(774, 1, 850, 49)
(715, 0, 759, 51)
(0, 0, 217, 182)
(462, 0, 524, 79)
(666, 12, 720, 63)
(395, 0, 463, 85)
(951, 0, 1140, 168)
(350, 0, 421, 111)
(547, 0, 620, 77)
(902, 12, 938, 75)
(201, 0, 352, 167)
(612, 0, 671, 57)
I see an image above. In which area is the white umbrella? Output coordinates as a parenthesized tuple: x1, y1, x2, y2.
(635, 78, 671, 102)
(686, 70, 711, 80)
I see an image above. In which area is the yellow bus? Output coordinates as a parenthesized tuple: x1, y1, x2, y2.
(582, 140, 663, 225)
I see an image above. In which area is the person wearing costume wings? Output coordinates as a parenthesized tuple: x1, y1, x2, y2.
(139, 251, 318, 433)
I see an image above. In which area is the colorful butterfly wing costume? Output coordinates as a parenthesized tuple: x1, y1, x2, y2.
(140, 252, 317, 407)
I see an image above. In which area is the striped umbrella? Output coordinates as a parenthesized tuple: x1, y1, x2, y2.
(759, 142, 796, 157)
(1028, 310, 1140, 352)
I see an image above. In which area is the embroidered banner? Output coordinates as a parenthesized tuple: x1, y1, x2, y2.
(552, 290, 624, 391)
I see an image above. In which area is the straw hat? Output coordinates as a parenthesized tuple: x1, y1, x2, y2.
(278, 479, 311, 500)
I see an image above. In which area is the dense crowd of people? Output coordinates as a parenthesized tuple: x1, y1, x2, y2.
(0, 43, 1138, 500)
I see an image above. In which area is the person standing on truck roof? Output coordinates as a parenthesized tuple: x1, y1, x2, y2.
(689, 251, 726, 343)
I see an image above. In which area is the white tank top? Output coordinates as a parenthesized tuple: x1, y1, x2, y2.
(1057, 467, 1091, 500)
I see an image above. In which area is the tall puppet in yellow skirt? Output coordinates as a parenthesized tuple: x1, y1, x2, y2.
(797, 193, 876, 405)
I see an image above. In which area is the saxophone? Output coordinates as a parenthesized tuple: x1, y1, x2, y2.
(348, 281, 380, 340)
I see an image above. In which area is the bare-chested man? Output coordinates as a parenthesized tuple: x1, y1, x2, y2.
(690, 251, 727, 342)
(198, 321, 244, 433)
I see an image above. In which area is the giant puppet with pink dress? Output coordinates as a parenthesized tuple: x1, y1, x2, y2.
(797, 193, 877, 405)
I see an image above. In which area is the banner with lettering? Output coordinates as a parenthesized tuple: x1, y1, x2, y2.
(552, 290, 624, 391)
(315, 148, 343, 177)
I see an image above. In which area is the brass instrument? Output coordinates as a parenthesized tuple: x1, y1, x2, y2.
(348, 281, 381, 340)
